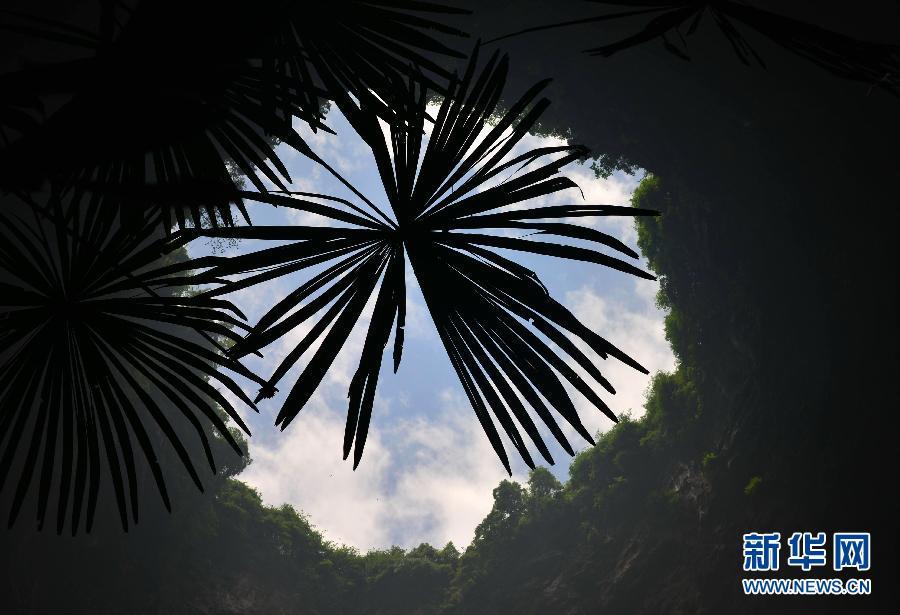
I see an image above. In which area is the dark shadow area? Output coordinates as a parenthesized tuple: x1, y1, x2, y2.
(2, 1, 897, 613)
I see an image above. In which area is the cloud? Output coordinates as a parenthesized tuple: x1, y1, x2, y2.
(240, 389, 525, 552)
(376, 392, 528, 548)
(239, 402, 393, 550)
(564, 277, 675, 438)
(562, 165, 644, 247)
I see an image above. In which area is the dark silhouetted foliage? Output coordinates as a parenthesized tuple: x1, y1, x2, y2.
(489, 1, 900, 96)
(188, 49, 657, 473)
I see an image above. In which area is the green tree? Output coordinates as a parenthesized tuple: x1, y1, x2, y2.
(437, 542, 461, 565)
(527, 467, 562, 500)
(474, 480, 526, 544)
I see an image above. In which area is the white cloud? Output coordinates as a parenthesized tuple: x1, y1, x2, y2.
(239, 402, 393, 550)
(562, 166, 643, 247)
(377, 392, 528, 548)
(240, 389, 525, 552)
(564, 277, 675, 438)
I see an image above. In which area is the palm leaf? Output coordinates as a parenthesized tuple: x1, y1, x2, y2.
(193, 49, 657, 472)
(280, 1, 470, 120)
(488, 1, 900, 96)
(0, 189, 263, 534)
(0, 1, 468, 230)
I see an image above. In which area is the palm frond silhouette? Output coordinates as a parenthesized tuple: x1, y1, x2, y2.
(0, 1, 469, 529)
(0, 1, 467, 229)
(488, 1, 900, 95)
(192, 49, 658, 472)
(0, 189, 263, 533)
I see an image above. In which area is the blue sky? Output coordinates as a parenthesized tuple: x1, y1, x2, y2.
(190, 108, 675, 551)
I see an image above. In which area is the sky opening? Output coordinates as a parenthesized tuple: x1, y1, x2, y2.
(189, 108, 676, 551)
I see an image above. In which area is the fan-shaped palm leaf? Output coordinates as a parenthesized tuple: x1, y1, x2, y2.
(285, 1, 469, 120)
(0, 189, 264, 533)
(191, 49, 658, 473)
(488, 1, 900, 96)
(0, 1, 468, 229)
